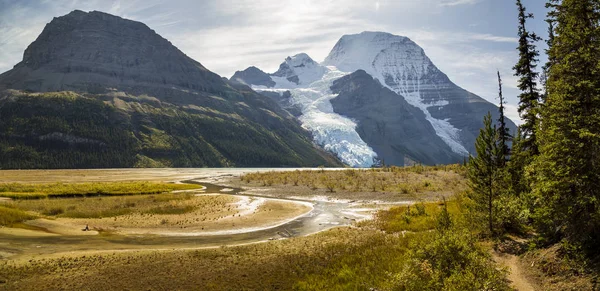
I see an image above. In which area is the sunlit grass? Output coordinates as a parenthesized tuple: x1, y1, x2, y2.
(362, 200, 462, 233)
(9, 193, 201, 219)
(0, 205, 36, 226)
(0, 196, 508, 290)
(0, 181, 202, 199)
(241, 164, 466, 195)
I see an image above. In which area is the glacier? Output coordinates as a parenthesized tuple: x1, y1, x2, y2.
(253, 56, 378, 168)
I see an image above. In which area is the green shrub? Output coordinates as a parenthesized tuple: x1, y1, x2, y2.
(494, 195, 530, 234)
(387, 230, 510, 291)
(0, 205, 35, 226)
(43, 207, 65, 216)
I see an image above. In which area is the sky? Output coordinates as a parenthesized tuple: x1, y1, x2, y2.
(0, 0, 551, 124)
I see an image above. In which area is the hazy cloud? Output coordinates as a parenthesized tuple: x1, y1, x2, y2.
(439, 0, 480, 6)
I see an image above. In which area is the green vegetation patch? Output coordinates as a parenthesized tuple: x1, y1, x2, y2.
(0, 205, 36, 226)
(0, 182, 201, 199)
(367, 200, 461, 232)
(241, 164, 466, 194)
(10, 193, 194, 219)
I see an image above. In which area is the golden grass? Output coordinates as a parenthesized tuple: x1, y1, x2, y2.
(4, 193, 310, 235)
(8, 193, 197, 219)
(0, 227, 418, 290)
(0, 181, 201, 199)
(361, 200, 463, 233)
(241, 164, 466, 195)
(0, 196, 509, 291)
(0, 205, 36, 226)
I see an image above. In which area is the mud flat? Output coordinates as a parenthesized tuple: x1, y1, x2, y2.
(0, 169, 376, 261)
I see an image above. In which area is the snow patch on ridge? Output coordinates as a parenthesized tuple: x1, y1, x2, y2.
(272, 53, 328, 86)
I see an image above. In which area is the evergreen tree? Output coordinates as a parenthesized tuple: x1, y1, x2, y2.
(496, 71, 511, 165)
(531, 0, 600, 252)
(468, 112, 503, 235)
(541, 17, 556, 103)
(514, 0, 542, 156)
(506, 128, 529, 197)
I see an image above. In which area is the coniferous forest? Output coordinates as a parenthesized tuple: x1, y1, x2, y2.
(0, 91, 342, 169)
(468, 0, 600, 267)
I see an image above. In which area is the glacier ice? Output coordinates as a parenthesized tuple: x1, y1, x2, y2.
(254, 65, 378, 168)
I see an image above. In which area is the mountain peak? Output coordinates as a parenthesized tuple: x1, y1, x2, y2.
(272, 53, 326, 86)
(285, 53, 317, 67)
(323, 31, 427, 76)
(1, 10, 229, 96)
(341, 31, 409, 41)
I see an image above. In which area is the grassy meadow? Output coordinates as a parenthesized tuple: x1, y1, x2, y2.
(242, 165, 465, 194)
(0, 199, 510, 291)
(0, 181, 203, 227)
(0, 181, 201, 199)
(233, 165, 467, 204)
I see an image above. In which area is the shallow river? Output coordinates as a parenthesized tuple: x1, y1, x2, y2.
(0, 168, 364, 259)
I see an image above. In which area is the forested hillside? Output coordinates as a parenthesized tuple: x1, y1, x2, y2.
(467, 1, 600, 288)
(0, 90, 341, 168)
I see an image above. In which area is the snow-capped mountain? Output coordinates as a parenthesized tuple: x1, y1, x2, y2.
(234, 54, 378, 167)
(271, 53, 328, 87)
(230, 31, 517, 167)
(324, 32, 464, 155)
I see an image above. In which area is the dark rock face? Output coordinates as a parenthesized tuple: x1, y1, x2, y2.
(330, 70, 463, 165)
(0, 10, 343, 168)
(231, 66, 275, 88)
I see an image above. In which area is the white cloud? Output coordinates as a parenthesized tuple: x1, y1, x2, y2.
(504, 104, 523, 125)
(439, 0, 480, 7)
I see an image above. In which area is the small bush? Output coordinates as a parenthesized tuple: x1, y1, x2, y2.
(494, 195, 530, 234)
(43, 207, 65, 216)
(415, 203, 427, 216)
(0, 205, 35, 226)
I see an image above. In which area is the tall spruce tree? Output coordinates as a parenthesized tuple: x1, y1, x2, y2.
(541, 19, 556, 103)
(496, 71, 511, 165)
(531, 0, 600, 251)
(514, 0, 542, 156)
(507, 127, 528, 197)
(468, 112, 503, 235)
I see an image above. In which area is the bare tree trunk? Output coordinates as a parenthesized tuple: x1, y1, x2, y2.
(489, 177, 493, 235)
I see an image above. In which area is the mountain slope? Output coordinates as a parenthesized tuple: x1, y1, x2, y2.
(330, 70, 462, 165)
(0, 10, 342, 169)
(323, 31, 517, 155)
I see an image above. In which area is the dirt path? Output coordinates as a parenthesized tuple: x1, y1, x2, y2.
(493, 252, 538, 291)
